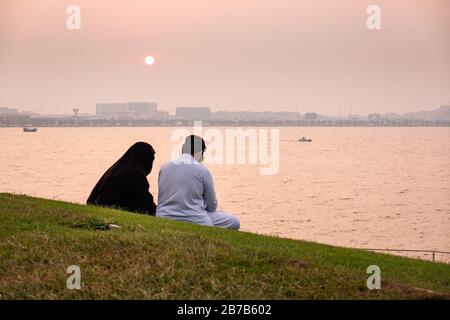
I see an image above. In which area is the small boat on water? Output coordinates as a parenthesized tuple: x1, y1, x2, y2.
(23, 127, 38, 132)
(298, 137, 312, 142)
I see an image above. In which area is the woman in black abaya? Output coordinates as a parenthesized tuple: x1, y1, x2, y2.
(87, 142, 157, 215)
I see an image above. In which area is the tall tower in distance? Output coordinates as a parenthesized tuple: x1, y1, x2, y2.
(72, 108, 79, 117)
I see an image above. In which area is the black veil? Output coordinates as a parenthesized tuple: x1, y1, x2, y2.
(87, 142, 156, 215)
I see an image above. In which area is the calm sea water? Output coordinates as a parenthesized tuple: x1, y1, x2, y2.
(1, 127, 449, 260)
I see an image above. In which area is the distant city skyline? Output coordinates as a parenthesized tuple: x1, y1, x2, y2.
(2, 102, 449, 121)
(1, 0, 449, 115)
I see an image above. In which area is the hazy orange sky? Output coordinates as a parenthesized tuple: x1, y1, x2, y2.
(0, 0, 449, 115)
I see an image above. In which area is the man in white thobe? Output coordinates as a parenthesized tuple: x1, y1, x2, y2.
(156, 135, 240, 230)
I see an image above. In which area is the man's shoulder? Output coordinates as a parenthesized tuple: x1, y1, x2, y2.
(161, 156, 206, 171)
(195, 162, 211, 177)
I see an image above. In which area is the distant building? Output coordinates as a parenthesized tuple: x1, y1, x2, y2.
(305, 112, 319, 120)
(0, 114, 30, 125)
(368, 113, 382, 121)
(21, 110, 40, 116)
(96, 103, 128, 119)
(96, 102, 167, 120)
(405, 105, 450, 121)
(128, 102, 157, 113)
(212, 111, 241, 121)
(387, 113, 401, 119)
(176, 107, 211, 120)
(0, 107, 18, 115)
(128, 102, 161, 119)
(212, 111, 301, 121)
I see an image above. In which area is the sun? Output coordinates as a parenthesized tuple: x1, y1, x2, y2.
(145, 56, 155, 65)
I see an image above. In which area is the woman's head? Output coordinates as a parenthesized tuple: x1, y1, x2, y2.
(124, 142, 156, 175)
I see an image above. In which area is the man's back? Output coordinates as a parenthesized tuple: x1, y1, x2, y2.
(156, 154, 218, 224)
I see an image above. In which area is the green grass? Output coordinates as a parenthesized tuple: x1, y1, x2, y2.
(0, 193, 449, 300)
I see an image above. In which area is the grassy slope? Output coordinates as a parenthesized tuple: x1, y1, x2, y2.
(0, 193, 449, 300)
